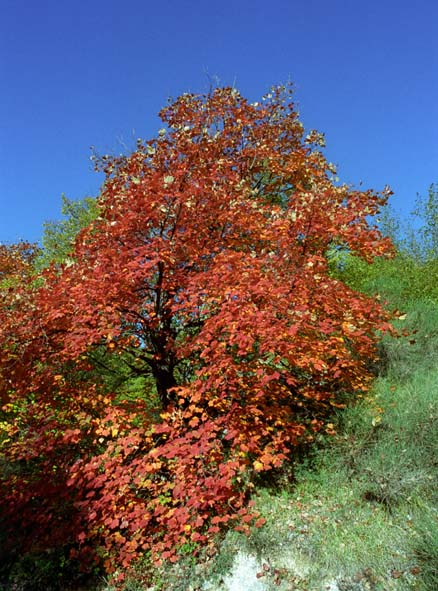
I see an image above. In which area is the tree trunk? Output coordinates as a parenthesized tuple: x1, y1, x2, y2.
(151, 363, 177, 408)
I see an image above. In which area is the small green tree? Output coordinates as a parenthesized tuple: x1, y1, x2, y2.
(410, 183, 438, 261)
(35, 194, 99, 270)
(379, 183, 438, 262)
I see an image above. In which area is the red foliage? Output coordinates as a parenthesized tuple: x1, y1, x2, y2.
(0, 86, 393, 571)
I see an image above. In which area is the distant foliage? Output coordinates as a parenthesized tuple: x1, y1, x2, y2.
(334, 183, 438, 305)
(382, 183, 438, 262)
(0, 85, 393, 573)
(35, 194, 99, 270)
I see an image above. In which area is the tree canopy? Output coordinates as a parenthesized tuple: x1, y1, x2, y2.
(0, 85, 393, 571)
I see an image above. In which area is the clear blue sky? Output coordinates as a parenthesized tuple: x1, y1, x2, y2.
(1, 0, 437, 243)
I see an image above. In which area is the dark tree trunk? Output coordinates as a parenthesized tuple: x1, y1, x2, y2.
(151, 363, 177, 408)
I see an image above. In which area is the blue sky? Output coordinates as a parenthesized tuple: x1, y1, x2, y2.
(1, 0, 437, 243)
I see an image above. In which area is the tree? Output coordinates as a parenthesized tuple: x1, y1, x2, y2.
(0, 242, 39, 406)
(0, 85, 393, 571)
(35, 194, 99, 270)
(0, 241, 38, 286)
(0, 242, 103, 576)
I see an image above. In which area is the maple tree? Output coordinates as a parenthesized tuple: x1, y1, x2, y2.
(0, 241, 38, 285)
(0, 85, 394, 573)
(0, 242, 39, 406)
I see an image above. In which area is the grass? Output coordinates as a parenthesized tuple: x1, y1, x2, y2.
(239, 368, 437, 590)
